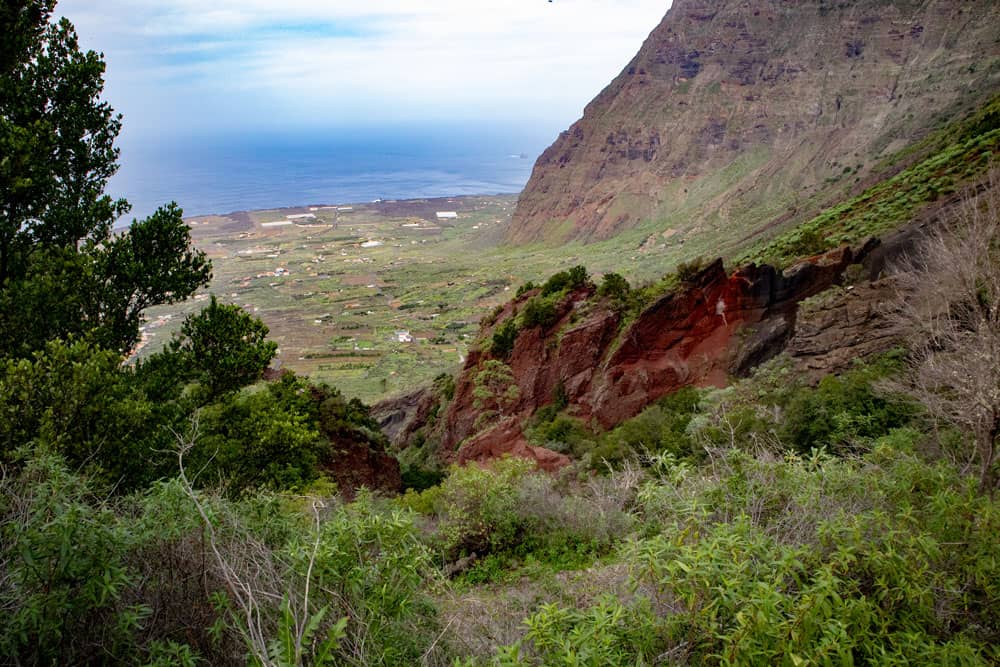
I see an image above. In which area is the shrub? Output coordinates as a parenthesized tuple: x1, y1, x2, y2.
(675, 256, 710, 283)
(520, 295, 559, 329)
(781, 355, 914, 455)
(0, 339, 166, 490)
(597, 272, 630, 305)
(596, 387, 701, 465)
(192, 377, 328, 495)
(490, 317, 519, 360)
(541, 265, 590, 296)
(515, 280, 537, 297)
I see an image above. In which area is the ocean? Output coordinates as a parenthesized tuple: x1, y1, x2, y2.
(110, 124, 552, 224)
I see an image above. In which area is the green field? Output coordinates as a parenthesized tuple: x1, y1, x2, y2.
(139, 195, 667, 402)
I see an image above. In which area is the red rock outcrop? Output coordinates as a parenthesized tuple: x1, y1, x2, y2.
(455, 418, 570, 473)
(321, 434, 402, 501)
(438, 242, 879, 463)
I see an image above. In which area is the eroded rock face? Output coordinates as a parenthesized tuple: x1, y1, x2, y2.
(437, 243, 880, 464)
(371, 387, 439, 448)
(455, 418, 570, 473)
(509, 0, 1000, 245)
(322, 435, 402, 501)
(786, 277, 902, 382)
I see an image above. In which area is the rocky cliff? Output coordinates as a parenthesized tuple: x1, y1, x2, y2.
(419, 238, 907, 468)
(509, 0, 1000, 245)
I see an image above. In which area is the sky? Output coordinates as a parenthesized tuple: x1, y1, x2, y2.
(57, 1, 672, 141)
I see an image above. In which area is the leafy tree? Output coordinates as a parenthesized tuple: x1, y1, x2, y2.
(166, 296, 278, 399)
(0, 0, 210, 356)
(0, 339, 164, 488)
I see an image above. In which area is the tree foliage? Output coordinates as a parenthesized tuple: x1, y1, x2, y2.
(0, 0, 210, 356)
(166, 295, 278, 399)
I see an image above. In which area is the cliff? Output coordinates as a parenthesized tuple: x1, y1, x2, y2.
(422, 238, 906, 468)
(508, 0, 1000, 245)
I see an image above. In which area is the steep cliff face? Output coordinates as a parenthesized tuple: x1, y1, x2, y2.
(434, 240, 900, 466)
(509, 0, 1000, 245)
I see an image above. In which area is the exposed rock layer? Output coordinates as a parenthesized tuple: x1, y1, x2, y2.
(432, 241, 905, 466)
(509, 0, 1000, 245)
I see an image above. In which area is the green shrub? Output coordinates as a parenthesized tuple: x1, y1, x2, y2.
(0, 339, 168, 490)
(597, 272, 630, 305)
(430, 458, 635, 569)
(505, 597, 660, 665)
(625, 446, 1000, 664)
(675, 256, 710, 283)
(521, 295, 559, 329)
(541, 265, 590, 296)
(780, 355, 914, 454)
(306, 492, 441, 664)
(490, 317, 519, 360)
(516, 280, 537, 297)
(596, 387, 701, 466)
(0, 455, 152, 664)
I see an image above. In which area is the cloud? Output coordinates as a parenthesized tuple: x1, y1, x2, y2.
(57, 0, 671, 135)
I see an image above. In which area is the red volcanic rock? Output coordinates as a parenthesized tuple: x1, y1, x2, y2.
(321, 434, 402, 501)
(437, 243, 876, 461)
(455, 418, 570, 473)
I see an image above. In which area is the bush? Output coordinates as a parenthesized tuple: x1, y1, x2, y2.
(780, 355, 914, 454)
(626, 447, 1000, 664)
(515, 280, 537, 297)
(0, 455, 152, 664)
(193, 389, 324, 495)
(596, 387, 701, 465)
(0, 339, 167, 490)
(490, 317, 519, 360)
(597, 272, 630, 304)
(541, 265, 590, 296)
(675, 256, 710, 283)
(520, 295, 559, 329)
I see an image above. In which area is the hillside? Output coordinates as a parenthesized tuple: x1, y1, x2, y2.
(509, 0, 1000, 246)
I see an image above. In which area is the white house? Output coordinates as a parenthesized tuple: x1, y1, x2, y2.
(436, 211, 458, 220)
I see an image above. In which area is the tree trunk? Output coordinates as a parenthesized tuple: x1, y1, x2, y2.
(980, 428, 998, 495)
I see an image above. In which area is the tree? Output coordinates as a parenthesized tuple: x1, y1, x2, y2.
(888, 172, 1000, 492)
(0, 1, 211, 356)
(167, 296, 278, 399)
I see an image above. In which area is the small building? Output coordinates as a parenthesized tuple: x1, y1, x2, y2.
(436, 211, 458, 219)
(393, 330, 414, 343)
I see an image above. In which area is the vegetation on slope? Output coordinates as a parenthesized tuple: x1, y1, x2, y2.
(3, 1, 1000, 665)
(742, 96, 1000, 267)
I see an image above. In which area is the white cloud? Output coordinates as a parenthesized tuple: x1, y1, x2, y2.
(57, 0, 671, 135)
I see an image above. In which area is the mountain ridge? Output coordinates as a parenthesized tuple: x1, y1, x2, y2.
(508, 0, 1000, 246)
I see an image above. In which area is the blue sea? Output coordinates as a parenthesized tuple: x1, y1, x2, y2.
(110, 124, 553, 223)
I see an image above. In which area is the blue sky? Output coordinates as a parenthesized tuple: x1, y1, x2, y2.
(57, 1, 671, 141)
